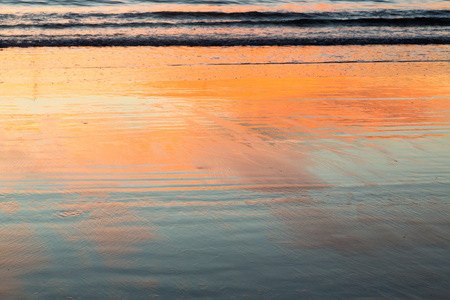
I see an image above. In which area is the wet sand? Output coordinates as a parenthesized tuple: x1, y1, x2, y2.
(1, 46, 449, 299)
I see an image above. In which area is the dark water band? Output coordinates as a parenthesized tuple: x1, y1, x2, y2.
(2, 36, 449, 48)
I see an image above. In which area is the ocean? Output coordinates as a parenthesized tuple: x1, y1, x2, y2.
(1, 0, 449, 47)
(1, 0, 450, 299)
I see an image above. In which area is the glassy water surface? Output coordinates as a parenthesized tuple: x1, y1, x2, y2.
(0, 0, 449, 298)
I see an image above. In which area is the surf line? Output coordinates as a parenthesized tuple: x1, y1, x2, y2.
(168, 59, 450, 67)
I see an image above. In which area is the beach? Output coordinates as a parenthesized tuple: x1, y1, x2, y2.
(1, 45, 449, 298)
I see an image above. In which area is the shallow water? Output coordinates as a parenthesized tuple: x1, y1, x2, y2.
(1, 45, 449, 299)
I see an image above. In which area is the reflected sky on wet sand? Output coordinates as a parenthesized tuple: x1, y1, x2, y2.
(0, 46, 449, 299)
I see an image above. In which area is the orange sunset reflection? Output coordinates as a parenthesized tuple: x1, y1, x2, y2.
(0, 45, 449, 299)
(1, 46, 449, 195)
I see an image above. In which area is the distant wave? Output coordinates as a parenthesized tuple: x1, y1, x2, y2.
(1, 17, 450, 29)
(2, 36, 449, 48)
(1, 9, 449, 47)
(2, 10, 449, 27)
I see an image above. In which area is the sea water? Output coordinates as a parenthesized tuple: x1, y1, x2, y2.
(0, 0, 449, 47)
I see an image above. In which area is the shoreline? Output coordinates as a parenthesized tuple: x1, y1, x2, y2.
(2, 45, 449, 101)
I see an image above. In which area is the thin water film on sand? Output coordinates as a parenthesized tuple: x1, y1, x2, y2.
(0, 46, 449, 298)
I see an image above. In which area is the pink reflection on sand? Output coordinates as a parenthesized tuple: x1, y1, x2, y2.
(48, 196, 159, 269)
(271, 201, 450, 253)
(0, 225, 49, 299)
